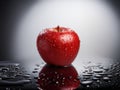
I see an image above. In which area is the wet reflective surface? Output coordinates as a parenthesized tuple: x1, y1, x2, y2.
(0, 60, 120, 90)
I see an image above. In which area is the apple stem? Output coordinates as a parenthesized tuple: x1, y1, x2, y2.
(56, 25, 61, 32)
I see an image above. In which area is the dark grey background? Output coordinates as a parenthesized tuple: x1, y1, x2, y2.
(0, 0, 37, 60)
(0, 0, 120, 61)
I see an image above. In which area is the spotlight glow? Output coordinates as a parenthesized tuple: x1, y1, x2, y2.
(13, 0, 119, 66)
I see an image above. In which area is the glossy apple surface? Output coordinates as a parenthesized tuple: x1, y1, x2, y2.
(37, 64, 80, 90)
(37, 26, 80, 66)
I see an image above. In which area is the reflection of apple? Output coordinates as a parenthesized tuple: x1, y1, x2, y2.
(37, 64, 80, 90)
(37, 26, 80, 66)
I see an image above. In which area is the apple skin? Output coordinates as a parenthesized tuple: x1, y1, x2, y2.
(37, 26, 80, 66)
(37, 64, 80, 90)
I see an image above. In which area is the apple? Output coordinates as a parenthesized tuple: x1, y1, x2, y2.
(37, 26, 80, 66)
(37, 64, 80, 90)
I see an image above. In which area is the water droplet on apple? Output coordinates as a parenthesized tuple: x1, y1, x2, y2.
(62, 77, 65, 80)
(42, 78, 45, 81)
(54, 40, 57, 42)
(65, 54, 67, 57)
(47, 77, 49, 80)
(60, 73, 63, 75)
(65, 47, 67, 51)
(73, 79, 78, 82)
(52, 44, 56, 47)
(45, 37, 48, 40)
(57, 75, 59, 79)
(56, 81, 59, 84)
(54, 72, 58, 74)
(40, 73, 46, 77)
(77, 76, 80, 80)
(69, 76, 72, 79)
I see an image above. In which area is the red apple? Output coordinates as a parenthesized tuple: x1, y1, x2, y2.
(37, 26, 80, 66)
(37, 64, 80, 90)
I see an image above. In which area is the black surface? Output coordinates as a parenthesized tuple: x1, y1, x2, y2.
(0, 61, 120, 90)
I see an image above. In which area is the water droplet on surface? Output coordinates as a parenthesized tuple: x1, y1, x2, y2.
(95, 74, 102, 78)
(115, 73, 119, 76)
(87, 61, 91, 64)
(103, 67, 109, 71)
(99, 65, 103, 69)
(36, 64, 40, 67)
(103, 77, 110, 81)
(93, 69, 103, 73)
(87, 72, 93, 74)
(23, 74, 30, 78)
(96, 80, 100, 83)
(83, 76, 91, 79)
(99, 73, 107, 76)
(86, 85, 90, 87)
(92, 77, 99, 81)
(83, 73, 92, 76)
(81, 80, 93, 86)
(14, 63, 19, 67)
(107, 74, 112, 78)
(32, 71, 38, 73)
(34, 68, 39, 70)
(1, 67, 9, 71)
(15, 67, 20, 70)
(83, 70, 88, 73)
(1, 75, 8, 79)
(5, 88, 10, 90)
